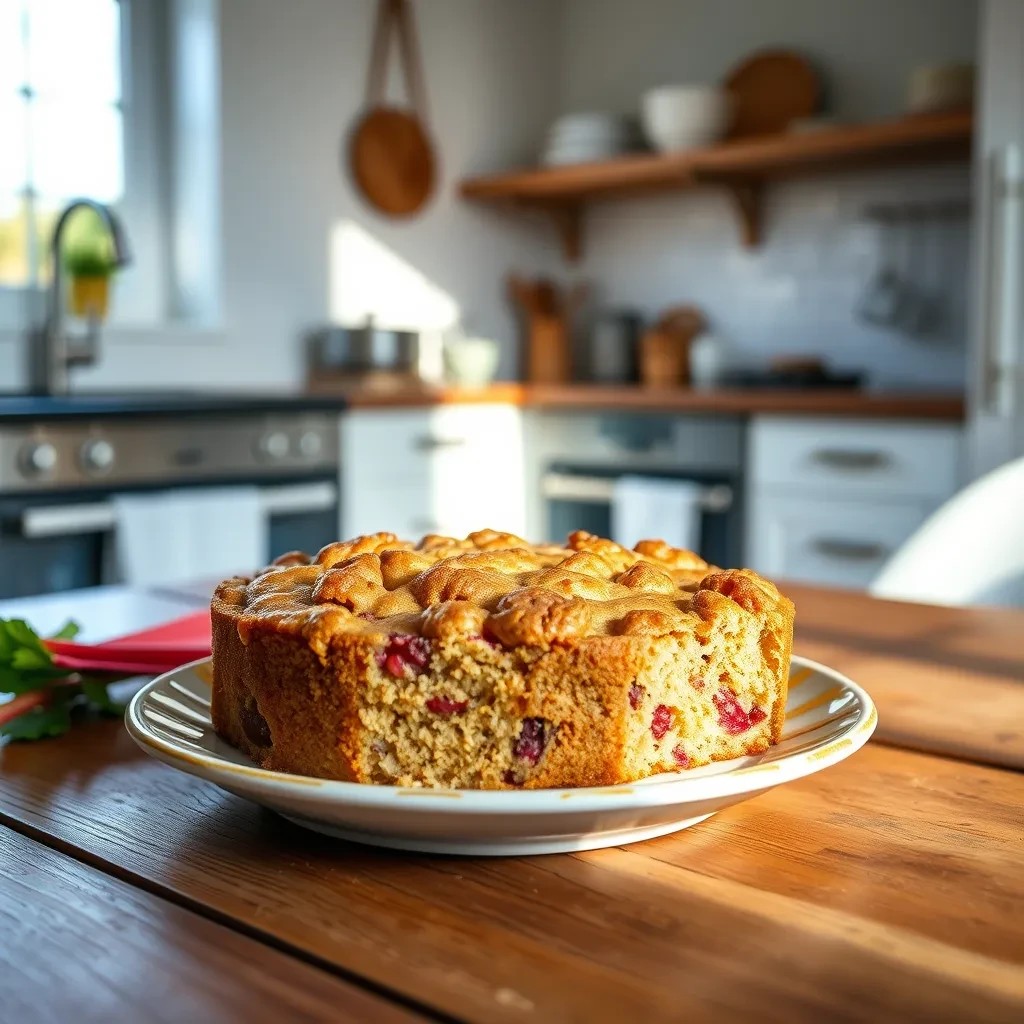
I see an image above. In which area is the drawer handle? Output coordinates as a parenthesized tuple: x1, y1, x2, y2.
(811, 538, 889, 561)
(810, 449, 890, 471)
(414, 436, 467, 452)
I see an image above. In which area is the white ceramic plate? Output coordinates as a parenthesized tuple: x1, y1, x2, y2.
(125, 656, 877, 856)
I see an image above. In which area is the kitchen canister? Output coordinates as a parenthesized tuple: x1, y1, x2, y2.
(688, 332, 728, 389)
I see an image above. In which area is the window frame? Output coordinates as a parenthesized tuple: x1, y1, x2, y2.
(0, 0, 221, 334)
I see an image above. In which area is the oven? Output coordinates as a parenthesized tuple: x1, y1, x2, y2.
(543, 467, 738, 567)
(0, 411, 340, 600)
(532, 412, 744, 567)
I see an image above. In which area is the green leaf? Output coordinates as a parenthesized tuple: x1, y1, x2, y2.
(81, 679, 124, 716)
(4, 619, 50, 655)
(0, 667, 70, 696)
(48, 620, 81, 641)
(11, 646, 53, 670)
(0, 701, 73, 740)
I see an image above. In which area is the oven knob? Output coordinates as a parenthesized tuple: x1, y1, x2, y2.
(256, 430, 290, 461)
(297, 430, 323, 458)
(19, 441, 58, 477)
(80, 439, 115, 474)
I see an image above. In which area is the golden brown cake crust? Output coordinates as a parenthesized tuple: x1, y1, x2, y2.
(211, 530, 795, 789)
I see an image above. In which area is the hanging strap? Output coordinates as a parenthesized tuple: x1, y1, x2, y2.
(364, 0, 430, 125)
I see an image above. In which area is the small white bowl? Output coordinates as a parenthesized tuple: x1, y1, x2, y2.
(443, 337, 500, 387)
(641, 85, 732, 152)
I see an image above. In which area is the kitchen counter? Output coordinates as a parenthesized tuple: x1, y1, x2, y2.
(2, 385, 965, 422)
(318, 382, 966, 421)
(0, 391, 349, 421)
(1, 583, 1021, 1022)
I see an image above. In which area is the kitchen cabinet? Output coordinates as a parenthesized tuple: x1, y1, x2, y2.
(341, 405, 527, 539)
(746, 416, 963, 589)
(967, 0, 1024, 476)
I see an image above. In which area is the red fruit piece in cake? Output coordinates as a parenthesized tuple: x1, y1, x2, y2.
(671, 745, 690, 768)
(512, 717, 551, 765)
(376, 634, 432, 678)
(628, 683, 645, 709)
(712, 688, 765, 734)
(651, 704, 673, 740)
(425, 695, 468, 716)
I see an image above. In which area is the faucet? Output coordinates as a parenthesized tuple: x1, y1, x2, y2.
(29, 198, 132, 396)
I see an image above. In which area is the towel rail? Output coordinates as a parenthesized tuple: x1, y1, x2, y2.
(20, 482, 338, 539)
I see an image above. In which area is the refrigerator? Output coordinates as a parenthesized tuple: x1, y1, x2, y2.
(969, 0, 1024, 476)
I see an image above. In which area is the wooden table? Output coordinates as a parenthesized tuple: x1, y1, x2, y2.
(1, 584, 1022, 1023)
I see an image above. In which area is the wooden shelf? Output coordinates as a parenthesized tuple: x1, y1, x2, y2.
(459, 110, 973, 259)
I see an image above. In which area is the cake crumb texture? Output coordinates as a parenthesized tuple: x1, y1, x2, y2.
(211, 529, 794, 789)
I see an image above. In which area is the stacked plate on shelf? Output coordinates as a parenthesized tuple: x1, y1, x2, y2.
(540, 112, 644, 166)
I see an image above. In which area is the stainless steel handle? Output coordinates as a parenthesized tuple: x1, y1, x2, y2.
(984, 144, 1024, 415)
(259, 481, 338, 515)
(21, 502, 115, 538)
(20, 482, 338, 538)
(414, 436, 467, 452)
(810, 538, 888, 561)
(809, 449, 890, 471)
(541, 473, 733, 512)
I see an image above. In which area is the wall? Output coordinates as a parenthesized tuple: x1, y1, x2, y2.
(555, 0, 978, 388)
(0, 0, 981, 393)
(0, 0, 561, 390)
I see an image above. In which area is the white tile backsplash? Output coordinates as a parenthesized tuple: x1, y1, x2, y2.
(570, 163, 971, 389)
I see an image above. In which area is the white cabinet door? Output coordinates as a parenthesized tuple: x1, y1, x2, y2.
(749, 495, 935, 590)
(746, 415, 963, 590)
(341, 406, 526, 540)
(749, 418, 962, 500)
(968, 0, 1024, 476)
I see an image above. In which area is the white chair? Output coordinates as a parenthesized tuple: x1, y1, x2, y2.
(870, 456, 1024, 608)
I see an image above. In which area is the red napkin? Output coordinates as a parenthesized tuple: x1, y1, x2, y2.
(46, 610, 211, 674)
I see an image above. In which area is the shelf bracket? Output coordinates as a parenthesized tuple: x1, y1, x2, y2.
(545, 204, 583, 262)
(724, 182, 764, 248)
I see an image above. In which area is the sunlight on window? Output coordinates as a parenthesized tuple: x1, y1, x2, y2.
(0, 0, 122, 287)
(328, 220, 460, 331)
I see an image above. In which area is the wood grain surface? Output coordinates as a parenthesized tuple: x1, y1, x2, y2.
(0, 826, 423, 1024)
(788, 585, 1024, 770)
(458, 111, 972, 200)
(320, 381, 965, 421)
(1, 723, 1021, 1023)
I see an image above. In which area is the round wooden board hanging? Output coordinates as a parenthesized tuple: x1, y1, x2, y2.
(347, 0, 436, 217)
(350, 107, 435, 216)
(724, 49, 820, 138)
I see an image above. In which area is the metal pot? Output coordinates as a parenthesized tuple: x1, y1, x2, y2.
(309, 321, 420, 373)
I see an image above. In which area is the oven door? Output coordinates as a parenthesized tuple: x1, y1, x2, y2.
(541, 467, 739, 567)
(0, 479, 339, 600)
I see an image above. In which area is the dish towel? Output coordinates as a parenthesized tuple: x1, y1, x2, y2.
(610, 476, 703, 553)
(113, 487, 268, 586)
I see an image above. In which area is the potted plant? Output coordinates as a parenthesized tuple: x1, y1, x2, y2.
(61, 208, 119, 321)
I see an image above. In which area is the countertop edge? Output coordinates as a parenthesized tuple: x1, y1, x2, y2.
(331, 383, 966, 421)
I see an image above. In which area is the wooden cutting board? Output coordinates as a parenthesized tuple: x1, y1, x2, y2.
(724, 49, 820, 138)
(349, 0, 436, 216)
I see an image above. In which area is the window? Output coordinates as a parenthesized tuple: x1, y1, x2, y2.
(0, 0, 220, 329)
(0, 0, 124, 289)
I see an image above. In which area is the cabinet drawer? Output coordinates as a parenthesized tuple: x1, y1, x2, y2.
(747, 494, 934, 590)
(749, 417, 961, 500)
(343, 407, 522, 489)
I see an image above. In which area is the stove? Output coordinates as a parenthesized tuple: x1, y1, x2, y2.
(0, 398, 343, 599)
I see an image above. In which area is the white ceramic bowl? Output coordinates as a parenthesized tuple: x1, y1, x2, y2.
(443, 337, 500, 387)
(641, 85, 732, 152)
